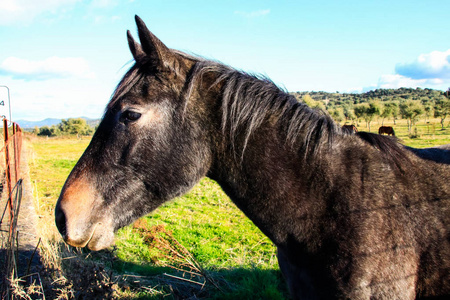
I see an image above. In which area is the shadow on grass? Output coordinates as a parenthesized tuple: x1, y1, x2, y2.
(4, 245, 287, 299)
(0, 248, 46, 299)
(110, 255, 289, 300)
(0, 222, 288, 299)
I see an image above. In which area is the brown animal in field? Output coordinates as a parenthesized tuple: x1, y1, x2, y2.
(378, 126, 395, 136)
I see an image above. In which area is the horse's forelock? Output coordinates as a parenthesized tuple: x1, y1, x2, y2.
(108, 65, 143, 110)
(108, 51, 203, 114)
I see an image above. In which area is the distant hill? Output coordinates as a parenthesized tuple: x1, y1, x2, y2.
(16, 117, 100, 129)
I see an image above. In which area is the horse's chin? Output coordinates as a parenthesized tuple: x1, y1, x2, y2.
(64, 221, 115, 251)
(86, 226, 115, 251)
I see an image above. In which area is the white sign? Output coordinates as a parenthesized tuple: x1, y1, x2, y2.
(0, 86, 12, 124)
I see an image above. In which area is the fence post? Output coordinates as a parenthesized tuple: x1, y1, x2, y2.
(3, 118, 12, 220)
(12, 124, 20, 184)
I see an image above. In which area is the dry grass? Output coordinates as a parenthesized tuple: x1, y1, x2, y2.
(9, 276, 44, 300)
(24, 136, 116, 299)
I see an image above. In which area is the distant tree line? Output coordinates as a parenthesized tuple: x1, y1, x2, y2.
(35, 118, 95, 137)
(292, 87, 450, 132)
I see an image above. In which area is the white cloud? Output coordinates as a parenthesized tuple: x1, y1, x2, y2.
(234, 9, 270, 19)
(0, 0, 120, 25)
(395, 49, 450, 80)
(360, 50, 450, 92)
(3, 72, 114, 120)
(90, 0, 119, 8)
(344, 86, 366, 93)
(0, 56, 95, 80)
(93, 14, 121, 24)
(0, 0, 80, 25)
(377, 74, 445, 90)
(378, 74, 425, 89)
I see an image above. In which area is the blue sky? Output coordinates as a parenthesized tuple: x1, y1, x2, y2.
(0, 0, 449, 121)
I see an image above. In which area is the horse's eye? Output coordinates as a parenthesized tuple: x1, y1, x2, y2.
(121, 110, 142, 122)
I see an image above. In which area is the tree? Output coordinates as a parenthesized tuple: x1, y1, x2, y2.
(366, 101, 381, 131)
(434, 96, 450, 130)
(58, 118, 94, 135)
(37, 125, 61, 137)
(399, 100, 424, 132)
(354, 104, 367, 127)
(380, 101, 398, 125)
(328, 107, 344, 123)
(422, 99, 434, 122)
(353, 101, 380, 132)
(302, 94, 326, 111)
(36, 118, 95, 137)
(390, 101, 400, 125)
(342, 103, 356, 124)
(380, 102, 391, 125)
(37, 126, 52, 137)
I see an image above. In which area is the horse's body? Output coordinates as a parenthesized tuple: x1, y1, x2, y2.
(378, 126, 395, 136)
(405, 144, 450, 164)
(342, 124, 358, 133)
(55, 16, 450, 299)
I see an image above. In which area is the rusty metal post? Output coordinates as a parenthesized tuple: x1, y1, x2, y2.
(3, 118, 15, 274)
(3, 119, 12, 216)
(12, 124, 19, 184)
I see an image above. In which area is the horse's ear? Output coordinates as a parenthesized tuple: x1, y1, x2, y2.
(127, 30, 145, 62)
(134, 15, 172, 70)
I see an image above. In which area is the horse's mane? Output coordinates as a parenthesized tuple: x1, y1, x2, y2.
(187, 60, 413, 169)
(186, 60, 341, 159)
(356, 132, 410, 169)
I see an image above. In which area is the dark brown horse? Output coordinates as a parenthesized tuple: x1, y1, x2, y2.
(378, 125, 395, 136)
(342, 124, 358, 133)
(55, 16, 449, 299)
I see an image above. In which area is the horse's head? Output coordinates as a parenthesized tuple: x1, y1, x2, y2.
(55, 16, 214, 250)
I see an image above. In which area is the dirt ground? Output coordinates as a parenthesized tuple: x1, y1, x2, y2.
(0, 142, 42, 289)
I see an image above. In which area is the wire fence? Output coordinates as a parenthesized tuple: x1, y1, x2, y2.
(0, 119, 43, 299)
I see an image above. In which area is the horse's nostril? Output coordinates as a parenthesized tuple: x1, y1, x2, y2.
(55, 206, 67, 237)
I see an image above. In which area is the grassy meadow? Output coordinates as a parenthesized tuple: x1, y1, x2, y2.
(26, 117, 449, 299)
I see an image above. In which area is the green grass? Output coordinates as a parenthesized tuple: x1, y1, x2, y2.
(352, 118, 450, 148)
(115, 178, 276, 268)
(28, 136, 90, 215)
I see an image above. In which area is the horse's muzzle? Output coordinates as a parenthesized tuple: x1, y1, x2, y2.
(55, 176, 115, 250)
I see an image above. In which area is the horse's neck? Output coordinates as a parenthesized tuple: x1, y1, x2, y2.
(208, 111, 335, 244)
